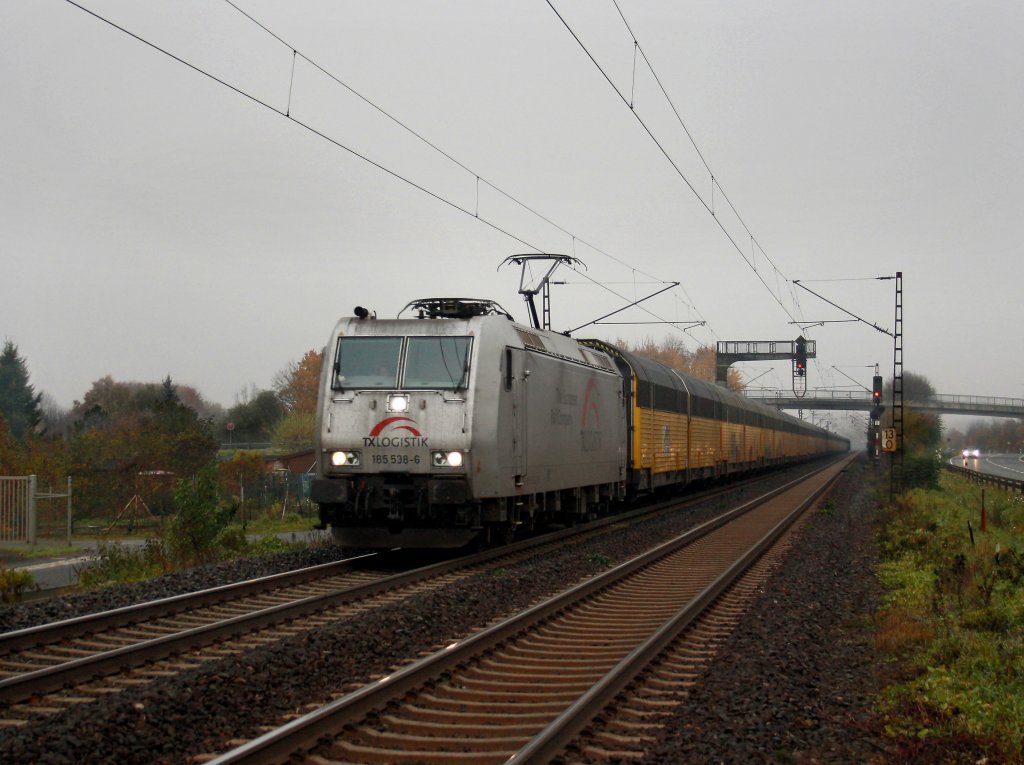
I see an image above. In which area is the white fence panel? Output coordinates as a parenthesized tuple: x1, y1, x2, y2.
(0, 475, 36, 544)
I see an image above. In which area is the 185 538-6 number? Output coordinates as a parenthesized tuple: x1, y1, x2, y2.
(371, 454, 421, 465)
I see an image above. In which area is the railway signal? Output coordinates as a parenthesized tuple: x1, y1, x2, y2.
(794, 336, 807, 376)
(872, 374, 883, 404)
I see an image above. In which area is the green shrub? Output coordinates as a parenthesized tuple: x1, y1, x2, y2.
(164, 464, 231, 565)
(903, 453, 941, 490)
(76, 539, 168, 588)
(248, 534, 290, 556)
(212, 524, 250, 557)
(0, 564, 35, 603)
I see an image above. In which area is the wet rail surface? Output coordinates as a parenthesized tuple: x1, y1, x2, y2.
(0, 468, 795, 724)
(206, 456, 851, 765)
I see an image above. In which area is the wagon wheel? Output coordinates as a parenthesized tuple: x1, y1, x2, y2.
(491, 520, 517, 547)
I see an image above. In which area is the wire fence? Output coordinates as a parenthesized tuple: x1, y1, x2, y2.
(235, 471, 315, 524)
(3, 470, 318, 542)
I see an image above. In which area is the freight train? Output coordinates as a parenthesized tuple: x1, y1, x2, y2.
(312, 297, 848, 548)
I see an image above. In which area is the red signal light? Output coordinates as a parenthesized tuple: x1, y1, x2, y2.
(794, 336, 807, 376)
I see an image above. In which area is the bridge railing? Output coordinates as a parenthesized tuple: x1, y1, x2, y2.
(945, 463, 1024, 495)
(743, 390, 1024, 416)
(744, 389, 872, 401)
(931, 394, 1024, 410)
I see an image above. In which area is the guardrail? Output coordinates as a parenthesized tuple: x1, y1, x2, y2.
(945, 463, 1024, 494)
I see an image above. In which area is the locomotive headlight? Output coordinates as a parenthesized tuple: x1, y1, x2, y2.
(330, 450, 361, 467)
(387, 394, 410, 413)
(431, 450, 465, 468)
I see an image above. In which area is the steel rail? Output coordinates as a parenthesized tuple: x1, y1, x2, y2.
(511, 456, 849, 763)
(0, 553, 379, 655)
(0, 467, 769, 706)
(0, 458, 838, 710)
(0, 458, 805, 658)
(205, 454, 849, 765)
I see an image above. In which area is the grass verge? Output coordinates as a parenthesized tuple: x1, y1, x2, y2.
(874, 473, 1024, 763)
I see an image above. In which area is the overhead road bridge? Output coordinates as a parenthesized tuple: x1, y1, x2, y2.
(743, 390, 1024, 418)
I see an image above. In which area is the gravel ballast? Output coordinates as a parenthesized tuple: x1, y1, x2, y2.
(0, 544, 355, 634)
(642, 455, 888, 764)
(0, 457, 892, 764)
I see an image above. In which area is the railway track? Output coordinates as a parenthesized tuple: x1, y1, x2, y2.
(0, 467, 788, 725)
(0, 554, 394, 713)
(206, 455, 851, 764)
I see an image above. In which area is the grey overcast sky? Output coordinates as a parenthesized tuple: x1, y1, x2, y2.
(2, 1, 1022, 426)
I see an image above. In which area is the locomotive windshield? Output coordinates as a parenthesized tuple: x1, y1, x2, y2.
(404, 337, 472, 389)
(332, 336, 472, 390)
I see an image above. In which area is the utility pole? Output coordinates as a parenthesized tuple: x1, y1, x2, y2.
(891, 272, 904, 499)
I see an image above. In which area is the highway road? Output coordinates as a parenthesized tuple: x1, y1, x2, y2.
(951, 452, 1024, 481)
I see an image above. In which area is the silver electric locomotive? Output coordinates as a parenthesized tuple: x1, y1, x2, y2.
(312, 298, 627, 548)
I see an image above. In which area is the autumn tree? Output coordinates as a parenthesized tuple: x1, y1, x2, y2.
(274, 349, 323, 414)
(175, 383, 225, 423)
(0, 343, 67, 499)
(268, 350, 323, 453)
(216, 450, 266, 497)
(225, 388, 282, 443)
(618, 336, 743, 389)
(883, 372, 941, 452)
(689, 346, 715, 384)
(882, 371, 943, 488)
(0, 340, 43, 441)
(271, 412, 316, 453)
(39, 392, 74, 440)
(69, 376, 219, 517)
(0, 416, 20, 474)
(946, 417, 1024, 456)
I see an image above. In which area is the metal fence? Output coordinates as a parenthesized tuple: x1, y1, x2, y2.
(945, 463, 1024, 494)
(1, 476, 36, 544)
(235, 471, 315, 525)
(2, 471, 315, 543)
(0, 476, 74, 545)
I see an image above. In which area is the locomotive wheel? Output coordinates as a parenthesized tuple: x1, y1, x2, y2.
(492, 521, 517, 547)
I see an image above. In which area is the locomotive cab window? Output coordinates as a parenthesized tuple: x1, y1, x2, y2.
(332, 337, 402, 389)
(404, 337, 472, 389)
(332, 335, 472, 390)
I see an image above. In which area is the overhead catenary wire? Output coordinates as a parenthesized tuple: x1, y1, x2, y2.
(546, 0, 803, 327)
(222, 0, 720, 337)
(222, 0, 717, 337)
(60, 0, 540, 253)
(61, 0, 717, 342)
(223, 0, 719, 337)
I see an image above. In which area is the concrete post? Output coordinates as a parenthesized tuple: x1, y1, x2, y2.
(28, 474, 37, 545)
(67, 476, 73, 546)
